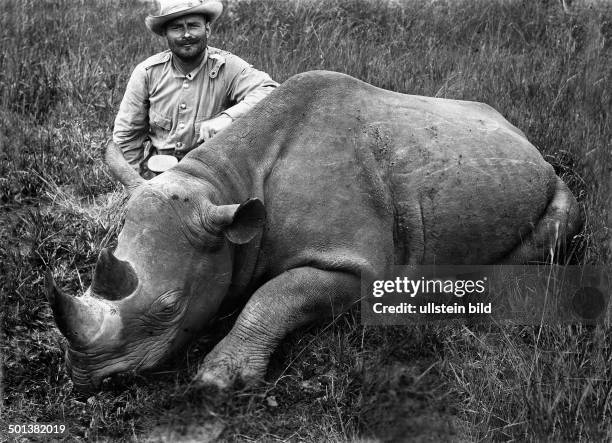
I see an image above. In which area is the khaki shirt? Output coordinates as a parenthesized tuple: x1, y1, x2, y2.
(113, 47, 278, 167)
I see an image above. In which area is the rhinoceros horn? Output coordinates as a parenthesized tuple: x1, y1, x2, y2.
(46, 272, 105, 348)
(91, 248, 138, 300)
(104, 140, 145, 191)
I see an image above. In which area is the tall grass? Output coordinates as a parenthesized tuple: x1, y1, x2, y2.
(1, 0, 611, 440)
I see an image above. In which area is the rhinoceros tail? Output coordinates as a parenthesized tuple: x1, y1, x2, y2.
(501, 177, 583, 264)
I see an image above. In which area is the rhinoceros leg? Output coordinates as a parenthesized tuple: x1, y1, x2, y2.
(501, 177, 582, 264)
(194, 267, 360, 390)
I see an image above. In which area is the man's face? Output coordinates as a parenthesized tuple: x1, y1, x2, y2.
(164, 14, 210, 62)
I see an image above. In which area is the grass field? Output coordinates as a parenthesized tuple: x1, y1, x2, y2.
(1, 0, 611, 441)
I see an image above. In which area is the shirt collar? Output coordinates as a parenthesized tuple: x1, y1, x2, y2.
(170, 47, 209, 79)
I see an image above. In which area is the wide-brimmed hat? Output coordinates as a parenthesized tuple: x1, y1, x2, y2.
(145, 0, 223, 36)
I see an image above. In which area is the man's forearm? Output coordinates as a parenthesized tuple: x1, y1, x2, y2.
(118, 144, 144, 170)
(112, 129, 149, 170)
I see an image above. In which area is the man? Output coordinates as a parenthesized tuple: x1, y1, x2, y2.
(112, 0, 278, 175)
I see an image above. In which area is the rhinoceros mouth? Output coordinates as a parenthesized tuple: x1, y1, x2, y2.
(64, 330, 181, 392)
(66, 347, 145, 392)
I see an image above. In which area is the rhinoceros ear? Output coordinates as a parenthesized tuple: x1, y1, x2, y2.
(210, 198, 266, 244)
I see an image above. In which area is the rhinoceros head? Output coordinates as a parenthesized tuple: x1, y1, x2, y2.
(47, 160, 265, 392)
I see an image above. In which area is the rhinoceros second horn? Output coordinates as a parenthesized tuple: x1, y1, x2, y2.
(91, 248, 139, 300)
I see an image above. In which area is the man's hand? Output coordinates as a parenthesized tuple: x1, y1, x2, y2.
(197, 114, 233, 144)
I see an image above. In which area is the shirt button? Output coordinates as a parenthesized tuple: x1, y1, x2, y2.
(176, 142, 183, 148)
(179, 123, 185, 129)
(180, 103, 186, 109)
(183, 83, 189, 89)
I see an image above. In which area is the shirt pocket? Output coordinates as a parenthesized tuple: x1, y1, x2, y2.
(149, 110, 172, 133)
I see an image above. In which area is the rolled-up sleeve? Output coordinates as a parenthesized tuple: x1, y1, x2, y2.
(222, 58, 278, 120)
(113, 64, 150, 168)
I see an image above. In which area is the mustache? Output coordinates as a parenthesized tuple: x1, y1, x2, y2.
(178, 38, 201, 45)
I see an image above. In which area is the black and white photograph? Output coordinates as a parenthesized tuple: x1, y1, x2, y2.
(1, 0, 611, 440)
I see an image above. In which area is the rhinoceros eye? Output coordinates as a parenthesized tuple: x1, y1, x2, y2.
(149, 291, 183, 323)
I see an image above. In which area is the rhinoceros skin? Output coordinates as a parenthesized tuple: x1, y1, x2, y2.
(47, 71, 582, 391)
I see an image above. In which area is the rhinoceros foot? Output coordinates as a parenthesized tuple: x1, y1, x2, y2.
(192, 267, 362, 391)
(193, 337, 269, 390)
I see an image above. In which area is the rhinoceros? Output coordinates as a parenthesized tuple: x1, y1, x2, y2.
(47, 71, 582, 392)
